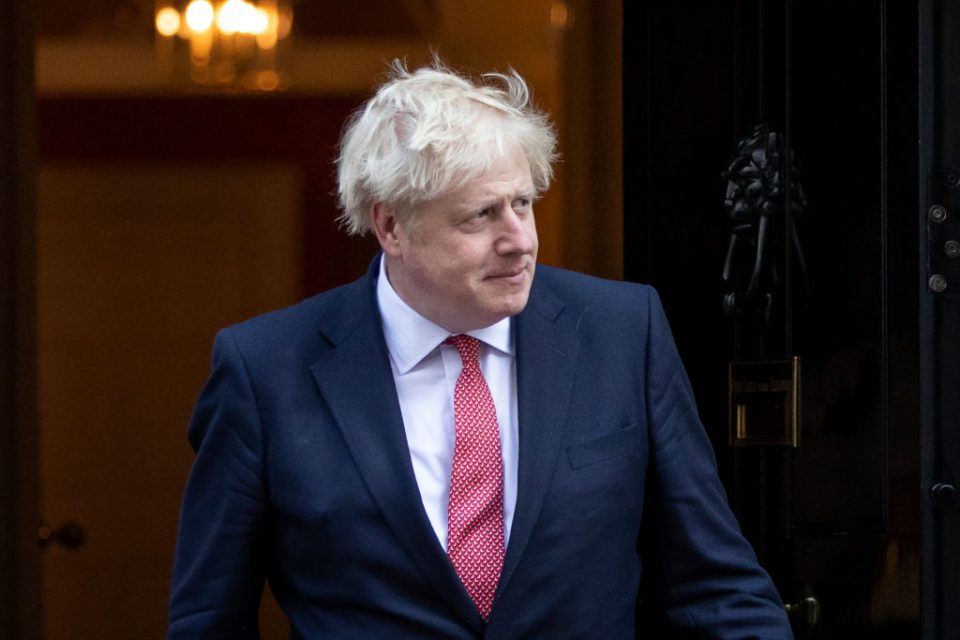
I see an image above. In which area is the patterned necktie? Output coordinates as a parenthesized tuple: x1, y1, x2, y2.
(444, 334, 505, 620)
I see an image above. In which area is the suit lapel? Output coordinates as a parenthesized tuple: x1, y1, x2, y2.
(497, 273, 580, 600)
(309, 262, 484, 631)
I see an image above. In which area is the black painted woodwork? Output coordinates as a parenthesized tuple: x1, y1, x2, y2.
(624, 2, 934, 637)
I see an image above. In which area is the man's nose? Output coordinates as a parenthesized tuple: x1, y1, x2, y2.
(496, 208, 536, 254)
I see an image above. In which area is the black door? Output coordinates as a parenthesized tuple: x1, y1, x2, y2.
(624, 2, 954, 637)
(920, 1, 960, 637)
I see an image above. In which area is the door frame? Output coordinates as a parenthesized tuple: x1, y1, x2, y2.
(0, 0, 41, 637)
(918, 0, 960, 636)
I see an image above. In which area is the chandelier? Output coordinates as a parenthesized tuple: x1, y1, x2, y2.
(154, 0, 293, 91)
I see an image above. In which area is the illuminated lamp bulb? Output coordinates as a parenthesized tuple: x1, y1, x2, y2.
(155, 7, 181, 36)
(185, 0, 215, 32)
(249, 7, 270, 35)
(217, 0, 246, 35)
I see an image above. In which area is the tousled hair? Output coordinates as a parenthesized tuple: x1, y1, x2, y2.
(336, 58, 558, 235)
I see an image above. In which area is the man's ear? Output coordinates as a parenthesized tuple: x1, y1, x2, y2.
(371, 202, 402, 256)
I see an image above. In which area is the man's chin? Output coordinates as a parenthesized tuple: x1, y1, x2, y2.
(449, 286, 533, 330)
(493, 292, 532, 319)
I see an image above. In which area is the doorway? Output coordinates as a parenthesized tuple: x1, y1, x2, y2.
(622, 1, 948, 637)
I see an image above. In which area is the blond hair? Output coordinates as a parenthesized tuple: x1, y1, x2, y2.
(336, 58, 558, 235)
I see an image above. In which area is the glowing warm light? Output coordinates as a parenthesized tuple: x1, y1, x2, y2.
(216, 0, 245, 34)
(217, 0, 270, 35)
(256, 70, 280, 91)
(550, 2, 572, 29)
(257, 28, 278, 50)
(250, 8, 270, 35)
(155, 7, 181, 36)
(154, 0, 291, 89)
(185, 0, 215, 32)
(277, 10, 293, 38)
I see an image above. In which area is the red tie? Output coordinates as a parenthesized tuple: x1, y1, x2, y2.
(445, 334, 505, 620)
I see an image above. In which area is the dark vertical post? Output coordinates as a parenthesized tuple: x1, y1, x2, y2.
(917, 3, 934, 632)
(0, 0, 40, 637)
(919, 0, 960, 636)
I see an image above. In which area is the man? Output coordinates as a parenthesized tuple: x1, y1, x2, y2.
(169, 60, 794, 638)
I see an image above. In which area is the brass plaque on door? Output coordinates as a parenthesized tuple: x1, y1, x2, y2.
(728, 357, 800, 447)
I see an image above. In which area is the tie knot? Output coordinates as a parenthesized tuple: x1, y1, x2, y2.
(445, 334, 481, 365)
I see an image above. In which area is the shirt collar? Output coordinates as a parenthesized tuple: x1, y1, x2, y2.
(376, 255, 513, 374)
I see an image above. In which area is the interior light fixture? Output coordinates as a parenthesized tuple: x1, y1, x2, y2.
(154, 0, 293, 90)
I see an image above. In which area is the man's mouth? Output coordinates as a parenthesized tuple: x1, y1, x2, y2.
(485, 265, 529, 284)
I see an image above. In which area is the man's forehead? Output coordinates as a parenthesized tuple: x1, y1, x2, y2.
(455, 177, 535, 206)
(439, 160, 535, 207)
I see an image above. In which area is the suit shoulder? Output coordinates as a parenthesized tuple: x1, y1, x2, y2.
(534, 264, 659, 313)
(216, 275, 368, 357)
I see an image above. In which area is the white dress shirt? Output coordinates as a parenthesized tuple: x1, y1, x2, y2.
(376, 257, 519, 551)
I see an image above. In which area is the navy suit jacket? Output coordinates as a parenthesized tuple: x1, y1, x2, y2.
(169, 259, 793, 639)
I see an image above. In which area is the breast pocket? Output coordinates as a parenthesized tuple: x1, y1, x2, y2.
(566, 424, 639, 470)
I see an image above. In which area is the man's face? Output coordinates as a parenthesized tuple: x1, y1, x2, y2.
(376, 142, 539, 333)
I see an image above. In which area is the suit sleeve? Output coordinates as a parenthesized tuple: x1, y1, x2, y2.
(641, 289, 794, 639)
(168, 329, 268, 639)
